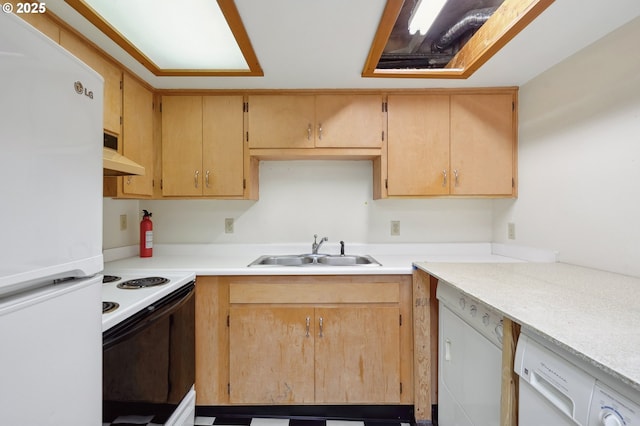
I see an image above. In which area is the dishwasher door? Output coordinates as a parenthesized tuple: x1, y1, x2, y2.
(515, 333, 595, 426)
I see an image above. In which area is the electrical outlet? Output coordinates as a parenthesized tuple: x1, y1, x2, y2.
(390, 220, 400, 236)
(225, 218, 234, 234)
(508, 222, 516, 240)
(119, 214, 127, 231)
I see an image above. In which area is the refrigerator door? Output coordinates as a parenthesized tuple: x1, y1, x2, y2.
(0, 275, 102, 425)
(0, 12, 104, 296)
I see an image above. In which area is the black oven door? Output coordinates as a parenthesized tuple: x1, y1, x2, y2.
(102, 281, 195, 424)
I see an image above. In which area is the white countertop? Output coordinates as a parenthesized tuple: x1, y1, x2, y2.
(414, 262, 640, 392)
(103, 242, 532, 275)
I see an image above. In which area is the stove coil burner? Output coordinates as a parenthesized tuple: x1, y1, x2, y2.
(117, 277, 170, 289)
(103, 301, 119, 314)
(103, 275, 121, 283)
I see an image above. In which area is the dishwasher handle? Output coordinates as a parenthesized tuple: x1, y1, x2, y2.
(529, 370, 575, 418)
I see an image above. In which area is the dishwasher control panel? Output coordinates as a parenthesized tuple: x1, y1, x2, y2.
(588, 381, 640, 425)
(436, 280, 503, 348)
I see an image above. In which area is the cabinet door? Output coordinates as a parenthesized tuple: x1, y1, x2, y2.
(387, 95, 450, 196)
(161, 96, 203, 196)
(315, 306, 401, 403)
(121, 74, 153, 196)
(247, 95, 315, 148)
(60, 30, 122, 134)
(315, 95, 383, 148)
(202, 96, 245, 196)
(229, 306, 315, 404)
(450, 94, 515, 195)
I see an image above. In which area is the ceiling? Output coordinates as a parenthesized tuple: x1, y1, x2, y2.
(45, 0, 640, 90)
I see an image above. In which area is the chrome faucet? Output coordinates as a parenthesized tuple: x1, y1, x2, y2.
(311, 234, 328, 254)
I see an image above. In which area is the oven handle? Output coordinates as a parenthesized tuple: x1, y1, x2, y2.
(103, 281, 195, 351)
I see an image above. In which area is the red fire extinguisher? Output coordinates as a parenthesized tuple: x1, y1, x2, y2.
(140, 210, 153, 258)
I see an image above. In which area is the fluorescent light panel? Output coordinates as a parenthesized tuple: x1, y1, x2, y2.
(408, 0, 449, 36)
(84, 0, 249, 70)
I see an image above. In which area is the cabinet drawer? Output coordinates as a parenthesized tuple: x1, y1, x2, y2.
(229, 282, 400, 304)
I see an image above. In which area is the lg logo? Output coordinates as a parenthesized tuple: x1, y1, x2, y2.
(74, 81, 94, 100)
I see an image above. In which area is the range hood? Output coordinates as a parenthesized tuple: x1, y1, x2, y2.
(103, 147, 145, 176)
(103, 132, 145, 176)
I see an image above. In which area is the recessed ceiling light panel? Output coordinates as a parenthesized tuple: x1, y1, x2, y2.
(83, 0, 248, 70)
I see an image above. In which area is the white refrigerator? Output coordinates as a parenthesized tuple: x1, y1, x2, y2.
(0, 12, 103, 426)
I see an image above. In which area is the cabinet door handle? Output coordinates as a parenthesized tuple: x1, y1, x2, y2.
(442, 170, 447, 187)
(453, 169, 459, 187)
(318, 123, 323, 140)
(307, 124, 312, 141)
(205, 170, 210, 188)
(318, 317, 323, 338)
(126, 176, 132, 185)
(305, 316, 310, 337)
(194, 170, 199, 188)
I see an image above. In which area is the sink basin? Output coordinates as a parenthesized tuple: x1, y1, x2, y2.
(250, 255, 315, 266)
(247, 254, 381, 267)
(316, 255, 381, 266)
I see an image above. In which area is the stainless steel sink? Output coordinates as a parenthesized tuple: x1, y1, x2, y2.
(316, 254, 381, 266)
(248, 254, 381, 267)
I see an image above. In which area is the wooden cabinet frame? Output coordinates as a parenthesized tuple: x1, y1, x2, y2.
(195, 275, 414, 407)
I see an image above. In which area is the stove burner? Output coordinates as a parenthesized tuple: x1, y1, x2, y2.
(117, 277, 170, 289)
(103, 275, 121, 283)
(103, 301, 119, 314)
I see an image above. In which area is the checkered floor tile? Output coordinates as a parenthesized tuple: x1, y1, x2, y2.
(195, 417, 410, 426)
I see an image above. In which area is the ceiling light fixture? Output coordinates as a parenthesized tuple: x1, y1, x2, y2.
(408, 0, 449, 35)
(64, 0, 263, 76)
(82, 0, 247, 70)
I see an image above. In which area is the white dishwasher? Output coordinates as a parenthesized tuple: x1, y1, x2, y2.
(437, 280, 504, 426)
(515, 331, 640, 426)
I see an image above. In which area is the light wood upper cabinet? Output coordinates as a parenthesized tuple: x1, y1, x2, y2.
(161, 95, 245, 198)
(202, 96, 245, 197)
(450, 93, 515, 195)
(120, 74, 154, 196)
(247, 95, 315, 148)
(314, 95, 384, 148)
(386, 91, 517, 197)
(161, 96, 203, 196)
(247, 94, 384, 149)
(60, 30, 122, 135)
(387, 95, 450, 196)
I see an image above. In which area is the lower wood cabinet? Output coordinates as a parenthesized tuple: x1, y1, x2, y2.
(195, 275, 413, 406)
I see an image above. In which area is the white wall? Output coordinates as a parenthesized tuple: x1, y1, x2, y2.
(493, 16, 640, 277)
(103, 197, 140, 249)
(133, 161, 493, 246)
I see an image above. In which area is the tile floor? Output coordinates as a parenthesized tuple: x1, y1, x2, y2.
(195, 417, 411, 426)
